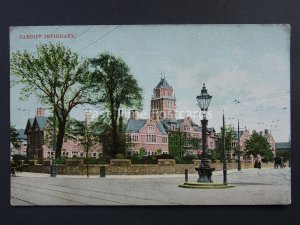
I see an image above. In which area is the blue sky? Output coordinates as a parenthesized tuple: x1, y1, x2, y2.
(10, 25, 290, 142)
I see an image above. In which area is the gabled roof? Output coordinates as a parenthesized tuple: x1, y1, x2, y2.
(156, 77, 171, 88)
(28, 118, 34, 126)
(25, 118, 35, 134)
(275, 142, 291, 150)
(35, 116, 48, 131)
(125, 118, 147, 133)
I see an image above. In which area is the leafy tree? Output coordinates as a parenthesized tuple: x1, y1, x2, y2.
(66, 118, 101, 177)
(215, 126, 236, 161)
(276, 150, 290, 163)
(168, 129, 201, 158)
(10, 43, 95, 158)
(10, 123, 20, 149)
(89, 53, 143, 158)
(244, 131, 273, 162)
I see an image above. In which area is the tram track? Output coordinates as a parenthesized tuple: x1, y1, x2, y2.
(11, 184, 89, 205)
(11, 181, 182, 205)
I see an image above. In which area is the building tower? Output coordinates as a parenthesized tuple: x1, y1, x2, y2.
(150, 76, 176, 121)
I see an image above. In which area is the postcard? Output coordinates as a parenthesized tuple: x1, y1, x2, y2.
(10, 25, 290, 205)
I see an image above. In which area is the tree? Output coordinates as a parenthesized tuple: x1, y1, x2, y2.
(89, 53, 143, 158)
(276, 150, 290, 163)
(11, 43, 95, 158)
(216, 126, 236, 161)
(168, 129, 201, 158)
(244, 131, 273, 162)
(10, 123, 20, 149)
(66, 118, 101, 177)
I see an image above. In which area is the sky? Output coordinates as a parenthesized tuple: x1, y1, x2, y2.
(10, 25, 290, 142)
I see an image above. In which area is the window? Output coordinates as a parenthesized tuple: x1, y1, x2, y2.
(93, 153, 96, 157)
(147, 126, 155, 133)
(147, 135, 156, 143)
(162, 137, 168, 143)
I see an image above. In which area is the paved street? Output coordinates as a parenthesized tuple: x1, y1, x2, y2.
(11, 168, 291, 205)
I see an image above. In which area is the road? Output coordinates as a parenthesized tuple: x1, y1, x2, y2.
(10, 168, 291, 205)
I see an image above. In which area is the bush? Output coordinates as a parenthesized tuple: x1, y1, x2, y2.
(115, 154, 127, 159)
(12, 154, 28, 164)
(83, 157, 98, 164)
(155, 154, 174, 159)
(128, 155, 157, 164)
(175, 155, 197, 164)
(98, 154, 111, 164)
(55, 156, 68, 164)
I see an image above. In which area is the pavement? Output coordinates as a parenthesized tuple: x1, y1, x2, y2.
(10, 168, 291, 205)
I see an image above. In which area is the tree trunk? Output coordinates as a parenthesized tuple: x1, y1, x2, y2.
(55, 121, 66, 158)
(111, 119, 118, 158)
(86, 148, 89, 178)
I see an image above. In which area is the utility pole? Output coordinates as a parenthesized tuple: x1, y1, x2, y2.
(223, 111, 227, 185)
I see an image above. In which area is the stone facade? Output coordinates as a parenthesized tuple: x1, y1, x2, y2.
(22, 161, 274, 175)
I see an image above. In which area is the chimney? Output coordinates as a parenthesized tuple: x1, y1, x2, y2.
(85, 111, 92, 126)
(264, 129, 269, 135)
(130, 110, 137, 119)
(36, 107, 45, 116)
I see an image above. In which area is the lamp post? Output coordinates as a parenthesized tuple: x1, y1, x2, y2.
(237, 119, 241, 171)
(196, 83, 213, 183)
(223, 112, 227, 185)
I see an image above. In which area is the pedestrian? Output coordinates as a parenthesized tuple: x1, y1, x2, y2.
(258, 159, 261, 169)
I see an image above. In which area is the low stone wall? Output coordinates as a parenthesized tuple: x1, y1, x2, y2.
(22, 161, 274, 175)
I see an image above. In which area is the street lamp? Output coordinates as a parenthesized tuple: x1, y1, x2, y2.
(237, 119, 241, 171)
(196, 83, 213, 183)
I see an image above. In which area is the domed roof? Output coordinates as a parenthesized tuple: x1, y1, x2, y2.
(156, 77, 171, 88)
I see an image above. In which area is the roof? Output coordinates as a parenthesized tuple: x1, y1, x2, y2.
(275, 142, 291, 150)
(35, 116, 48, 131)
(16, 129, 27, 140)
(156, 77, 171, 88)
(234, 131, 244, 140)
(125, 118, 146, 133)
(29, 118, 34, 126)
(156, 122, 167, 135)
(160, 118, 214, 133)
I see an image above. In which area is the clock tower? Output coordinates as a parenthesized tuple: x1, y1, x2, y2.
(150, 76, 176, 121)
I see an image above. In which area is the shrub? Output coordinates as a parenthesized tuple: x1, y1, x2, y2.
(83, 157, 98, 164)
(129, 155, 157, 164)
(12, 154, 28, 165)
(175, 155, 197, 164)
(156, 154, 174, 159)
(55, 156, 68, 164)
(115, 154, 127, 159)
(98, 154, 111, 164)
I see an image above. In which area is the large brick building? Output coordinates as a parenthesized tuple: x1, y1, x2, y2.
(24, 108, 102, 159)
(125, 77, 217, 156)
